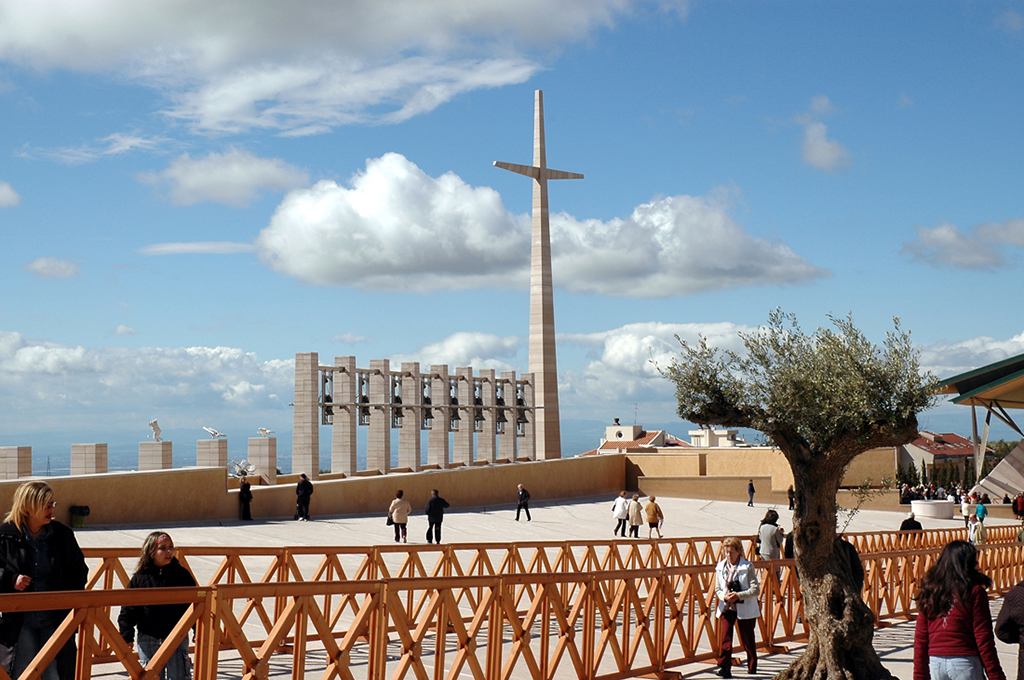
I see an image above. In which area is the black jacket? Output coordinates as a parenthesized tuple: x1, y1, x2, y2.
(296, 478, 313, 500)
(996, 581, 1024, 680)
(518, 488, 531, 503)
(899, 518, 923, 531)
(425, 496, 449, 522)
(0, 520, 87, 675)
(117, 557, 198, 643)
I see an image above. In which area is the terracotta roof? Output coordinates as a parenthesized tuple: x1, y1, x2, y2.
(908, 431, 989, 457)
(599, 430, 661, 450)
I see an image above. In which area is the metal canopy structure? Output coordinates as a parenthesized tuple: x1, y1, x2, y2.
(937, 352, 1024, 491)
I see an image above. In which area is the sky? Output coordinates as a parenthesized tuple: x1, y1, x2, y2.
(2, 1, 1024, 473)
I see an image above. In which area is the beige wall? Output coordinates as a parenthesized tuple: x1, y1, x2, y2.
(704, 448, 794, 490)
(0, 455, 626, 525)
(840, 447, 897, 488)
(625, 453, 705, 490)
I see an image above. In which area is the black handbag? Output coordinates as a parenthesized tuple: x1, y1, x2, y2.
(386, 513, 394, 526)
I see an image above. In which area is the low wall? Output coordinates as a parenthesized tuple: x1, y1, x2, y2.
(625, 453, 705, 490)
(0, 455, 626, 525)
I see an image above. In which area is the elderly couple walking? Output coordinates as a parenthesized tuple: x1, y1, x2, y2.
(611, 491, 664, 539)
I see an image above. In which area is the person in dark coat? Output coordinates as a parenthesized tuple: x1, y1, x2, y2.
(516, 484, 531, 522)
(996, 579, 1024, 680)
(0, 481, 88, 680)
(238, 478, 253, 521)
(118, 532, 198, 680)
(900, 512, 923, 532)
(424, 489, 450, 544)
(295, 473, 313, 521)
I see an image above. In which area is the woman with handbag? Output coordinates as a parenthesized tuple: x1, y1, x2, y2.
(714, 536, 760, 677)
(388, 490, 412, 543)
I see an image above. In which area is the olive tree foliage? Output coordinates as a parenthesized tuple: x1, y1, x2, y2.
(663, 310, 937, 680)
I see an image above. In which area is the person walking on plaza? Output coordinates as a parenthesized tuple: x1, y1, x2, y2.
(787, 485, 795, 511)
(968, 513, 986, 546)
(294, 473, 313, 521)
(627, 494, 644, 538)
(747, 480, 755, 507)
(714, 537, 760, 678)
(238, 477, 253, 521)
(515, 484, 531, 522)
(118, 532, 197, 680)
(996, 578, 1024, 680)
(976, 499, 989, 524)
(612, 491, 629, 538)
(900, 512, 923, 532)
(757, 510, 784, 561)
(389, 490, 412, 543)
(962, 496, 972, 529)
(913, 540, 1005, 680)
(0, 481, 88, 680)
(425, 489, 449, 544)
(645, 495, 664, 539)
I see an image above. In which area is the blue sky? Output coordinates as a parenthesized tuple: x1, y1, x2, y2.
(2, 1, 1023, 472)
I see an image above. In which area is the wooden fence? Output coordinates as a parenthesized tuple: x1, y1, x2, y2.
(1, 529, 1022, 680)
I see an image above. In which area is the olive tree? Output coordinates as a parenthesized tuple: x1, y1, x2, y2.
(662, 310, 936, 680)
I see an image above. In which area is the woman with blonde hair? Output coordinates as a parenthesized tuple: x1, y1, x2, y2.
(0, 481, 88, 680)
(714, 536, 760, 677)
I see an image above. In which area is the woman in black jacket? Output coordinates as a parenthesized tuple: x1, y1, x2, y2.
(117, 532, 198, 680)
(0, 481, 88, 680)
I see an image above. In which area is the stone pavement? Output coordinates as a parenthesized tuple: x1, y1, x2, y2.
(73, 494, 1023, 679)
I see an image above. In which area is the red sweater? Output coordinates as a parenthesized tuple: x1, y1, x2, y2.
(913, 584, 1006, 680)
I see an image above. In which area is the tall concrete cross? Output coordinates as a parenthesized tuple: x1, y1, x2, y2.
(494, 90, 583, 460)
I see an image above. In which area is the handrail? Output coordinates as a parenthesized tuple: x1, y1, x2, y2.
(3, 538, 1021, 680)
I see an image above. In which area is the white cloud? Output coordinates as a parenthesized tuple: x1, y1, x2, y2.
(996, 9, 1024, 33)
(0, 1, 686, 135)
(796, 95, 850, 172)
(21, 133, 168, 164)
(256, 154, 827, 296)
(920, 331, 1024, 380)
(0, 181, 19, 207)
(902, 219, 1024, 269)
(558, 321, 753, 414)
(139, 242, 256, 256)
(138, 149, 309, 206)
(22, 257, 81, 278)
(332, 333, 370, 344)
(390, 332, 523, 371)
(114, 325, 138, 336)
(0, 331, 293, 432)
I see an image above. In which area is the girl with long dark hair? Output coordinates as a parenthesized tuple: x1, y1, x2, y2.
(913, 540, 1005, 680)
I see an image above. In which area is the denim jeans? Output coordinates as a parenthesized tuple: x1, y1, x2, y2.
(138, 632, 192, 680)
(929, 656, 984, 680)
(13, 620, 59, 680)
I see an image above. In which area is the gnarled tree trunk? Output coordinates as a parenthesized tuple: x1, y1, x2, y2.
(777, 461, 894, 680)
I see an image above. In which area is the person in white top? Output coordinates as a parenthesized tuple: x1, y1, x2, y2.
(611, 491, 630, 538)
(715, 537, 761, 677)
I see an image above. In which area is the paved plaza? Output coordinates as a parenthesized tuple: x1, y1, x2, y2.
(71, 493, 1024, 679)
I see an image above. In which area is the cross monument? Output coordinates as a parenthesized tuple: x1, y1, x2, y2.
(494, 90, 583, 459)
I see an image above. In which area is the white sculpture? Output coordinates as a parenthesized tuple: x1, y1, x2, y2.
(203, 427, 226, 438)
(148, 420, 162, 443)
(229, 459, 257, 478)
(257, 427, 275, 437)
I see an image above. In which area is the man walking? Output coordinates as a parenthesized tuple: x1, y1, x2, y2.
(747, 480, 755, 507)
(295, 473, 313, 521)
(425, 489, 450, 544)
(612, 491, 630, 537)
(516, 484, 531, 521)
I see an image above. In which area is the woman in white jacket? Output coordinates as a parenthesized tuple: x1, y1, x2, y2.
(715, 536, 761, 677)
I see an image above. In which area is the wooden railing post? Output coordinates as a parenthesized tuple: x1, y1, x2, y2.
(193, 587, 217, 680)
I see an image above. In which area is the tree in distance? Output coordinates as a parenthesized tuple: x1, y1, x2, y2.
(662, 310, 937, 680)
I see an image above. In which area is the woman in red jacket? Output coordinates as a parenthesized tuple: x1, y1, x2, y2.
(913, 540, 1005, 680)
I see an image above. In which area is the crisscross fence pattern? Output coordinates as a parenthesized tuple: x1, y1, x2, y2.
(2, 531, 1021, 680)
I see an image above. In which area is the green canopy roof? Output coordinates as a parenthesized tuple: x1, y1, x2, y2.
(937, 353, 1024, 409)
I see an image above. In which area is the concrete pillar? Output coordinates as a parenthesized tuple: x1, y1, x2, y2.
(453, 367, 474, 465)
(428, 365, 450, 468)
(249, 437, 277, 485)
(499, 372, 518, 461)
(71, 444, 107, 475)
(197, 439, 228, 467)
(0, 447, 31, 479)
(399, 362, 422, 471)
(478, 369, 496, 463)
(332, 356, 357, 476)
(293, 352, 320, 480)
(139, 441, 173, 471)
(520, 374, 536, 460)
(367, 359, 391, 474)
